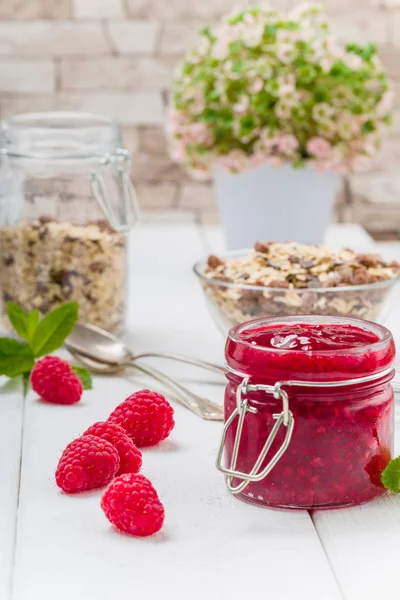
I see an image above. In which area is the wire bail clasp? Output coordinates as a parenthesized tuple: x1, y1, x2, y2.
(216, 377, 295, 495)
(90, 148, 140, 234)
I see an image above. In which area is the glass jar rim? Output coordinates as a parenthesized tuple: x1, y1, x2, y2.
(228, 314, 393, 357)
(1, 111, 121, 160)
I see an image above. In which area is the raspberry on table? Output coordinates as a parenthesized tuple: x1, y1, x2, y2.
(83, 421, 142, 475)
(108, 389, 175, 447)
(101, 473, 165, 537)
(31, 356, 83, 405)
(55, 435, 120, 494)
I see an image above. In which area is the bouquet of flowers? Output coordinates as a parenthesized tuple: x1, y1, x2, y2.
(167, 3, 393, 180)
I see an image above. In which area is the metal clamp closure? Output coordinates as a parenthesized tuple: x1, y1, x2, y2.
(89, 148, 140, 234)
(216, 377, 295, 495)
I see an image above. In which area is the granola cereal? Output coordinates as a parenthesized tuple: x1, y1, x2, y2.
(0, 218, 126, 333)
(197, 241, 400, 332)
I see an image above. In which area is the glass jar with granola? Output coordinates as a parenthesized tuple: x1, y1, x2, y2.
(0, 112, 139, 333)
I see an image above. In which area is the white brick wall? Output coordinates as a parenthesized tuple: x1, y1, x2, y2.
(60, 58, 174, 91)
(0, 22, 110, 56)
(72, 0, 124, 18)
(0, 59, 55, 93)
(107, 21, 160, 54)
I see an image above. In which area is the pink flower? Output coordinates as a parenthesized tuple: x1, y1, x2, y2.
(181, 122, 214, 146)
(216, 149, 250, 173)
(165, 107, 190, 136)
(307, 137, 332, 158)
(277, 134, 299, 155)
(311, 144, 345, 173)
(249, 152, 266, 168)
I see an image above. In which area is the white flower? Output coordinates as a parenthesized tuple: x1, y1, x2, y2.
(342, 52, 364, 71)
(331, 86, 354, 108)
(313, 103, 335, 122)
(212, 38, 230, 60)
(233, 95, 250, 113)
(275, 100, 293, 119)
(278, 74, 296, 96)
(277, 43, 298, 64)
(248, 78, 264, 93)
(242, 23, 264, 48)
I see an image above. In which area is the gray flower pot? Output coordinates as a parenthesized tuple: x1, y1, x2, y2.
(213, 163, 339, 250)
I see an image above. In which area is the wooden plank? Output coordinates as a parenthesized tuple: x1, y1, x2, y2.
(0, 380, 23, 600)
(311, 229, 400, 600)
(12, 220, 342, 600)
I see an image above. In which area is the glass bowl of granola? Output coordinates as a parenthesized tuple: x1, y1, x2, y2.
(193, 241, 400, 336)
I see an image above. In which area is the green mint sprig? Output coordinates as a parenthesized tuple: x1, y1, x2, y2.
(0, 301, 92, 391)
(381, 457, 400, 493)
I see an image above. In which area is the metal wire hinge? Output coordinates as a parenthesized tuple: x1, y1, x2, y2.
(216, 377, 295, 494)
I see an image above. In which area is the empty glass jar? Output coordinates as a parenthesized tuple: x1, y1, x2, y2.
(0, 111, 139, 333)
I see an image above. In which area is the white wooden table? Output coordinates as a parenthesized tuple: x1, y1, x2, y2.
(2, 215, 400, 600)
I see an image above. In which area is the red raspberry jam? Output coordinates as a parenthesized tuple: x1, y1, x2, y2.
(222, 316, 395, 509)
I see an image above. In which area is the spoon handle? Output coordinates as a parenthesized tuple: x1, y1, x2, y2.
(128, 360, 224, 421)
(132, 352, 224, 376)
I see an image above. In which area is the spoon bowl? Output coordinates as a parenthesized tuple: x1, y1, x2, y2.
(67, 323, 131, 365)
(66, 322, 225, 375)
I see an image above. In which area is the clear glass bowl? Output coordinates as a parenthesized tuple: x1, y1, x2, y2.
(193, 250, 400, 336)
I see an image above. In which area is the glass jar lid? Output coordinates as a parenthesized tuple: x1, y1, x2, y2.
(0, 111, 121, 160)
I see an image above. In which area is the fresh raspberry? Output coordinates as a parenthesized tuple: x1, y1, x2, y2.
(55, 435, 119, 494)
(31, 356, 83, 405)
(108, 389, 175, 447)
(83, 421, 142, 475)
(101, 473, 165, 536)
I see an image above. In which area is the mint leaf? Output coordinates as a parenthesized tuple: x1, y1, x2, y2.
(0, 338, 35, 377)
(72, 366, 93, 390)
(381, 457, 400, 492)
(31, 302, 78, 358)
(7, 302, 39, 345)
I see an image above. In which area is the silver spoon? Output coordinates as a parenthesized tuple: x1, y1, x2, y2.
(68, 349, 224, 421)
(66, 322, 224, 375)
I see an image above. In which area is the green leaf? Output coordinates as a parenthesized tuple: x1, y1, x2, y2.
(31, 302, 79, 358)
(381, 457, 400, 492)
(0, 338, 35, 377)
(7, 302, 39, 345)
(71, 366, 93, 391)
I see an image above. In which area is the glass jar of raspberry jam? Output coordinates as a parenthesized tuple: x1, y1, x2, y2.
(217, 315, 395, 509)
